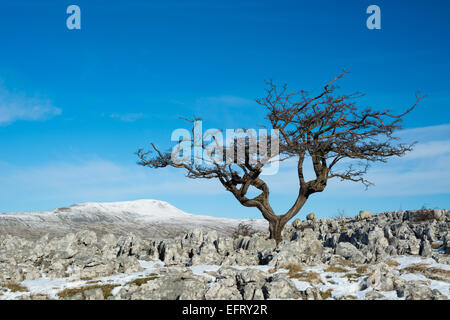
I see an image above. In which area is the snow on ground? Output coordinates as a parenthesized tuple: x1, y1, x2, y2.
(400, 272, 450, 297)
(268, 256, 449, 300)
(291, 279, 312, 291)
(1, 255, 448, 300)
(189, 265, 221, 280)
(394, 256, 450, 271)
(0, 260, 164, 300)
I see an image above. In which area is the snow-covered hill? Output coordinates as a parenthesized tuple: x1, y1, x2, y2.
(0, 199, 268, 239)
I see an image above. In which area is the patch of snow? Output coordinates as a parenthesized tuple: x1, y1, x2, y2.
(399, 272, 450, 297)
(291, 279, 312, 291)
(378, 290, 403, 300)
(0, 290, 30, 300)
(394, 255, 450, 271)
(189, 265, 221, 280)
(11, 259, 165, 300)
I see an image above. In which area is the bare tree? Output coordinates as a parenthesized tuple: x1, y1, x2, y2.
(137, 71, 425, 244)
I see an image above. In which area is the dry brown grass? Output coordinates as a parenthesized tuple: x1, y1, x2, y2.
(270, 264, 303, 276)
(340, 264, 369, 283)
(344, 273, 364, 282)
(282, 264, 303, 273)
(291, 271, 323, 284)
(432, 268, 450, 277)
(356, 265, 368, 274)
(401, 263, 431, 273)
(335, 257, 357, 268)
(431, 242, 444, 250)
(57, 287, 85, 299)
(385, 259, 400, 267)
(30, 294, 49, 300)
(276, 264, 323, 284)
(286, 265, 304, 276)
(400, 264, 450, 282)
(57, 283, 119, 299)
(320, 288, 333, 299)
(96, 284, 119, 299)
(126, 274, 159, 287)
(1, 282, 27, 292)
(324, 265, 348, 273)
(426, 274, 449, 282)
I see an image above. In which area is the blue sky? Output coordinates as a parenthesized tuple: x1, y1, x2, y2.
(0, 0, 449, 219)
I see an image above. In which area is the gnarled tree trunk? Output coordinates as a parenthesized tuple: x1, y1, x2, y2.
(265, 191, 309, 245)
(268, 217, 287, 245)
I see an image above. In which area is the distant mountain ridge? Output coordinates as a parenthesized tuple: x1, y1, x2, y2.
(0, 199, 268, 240)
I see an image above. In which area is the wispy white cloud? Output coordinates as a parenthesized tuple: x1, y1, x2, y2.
(0, 86, 61, 125)
(109, 112, 145, 122)
(0, 159, 223, 205)
(264, 123, 450, 197)
(396, 123, 450, 143)
(402, 140, 450, 160)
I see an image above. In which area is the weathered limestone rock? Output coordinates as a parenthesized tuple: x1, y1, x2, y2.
(236, 269, 268, 300)
(205, 268, 242, 300)
(397, 283, 447, 300)
(335, 242, 366, 264)
(365, 290, 387, 300)
(302, 287, 323, 300)
(358, 210, 372, 220)
(130, 272, 209, 300)
(362, 263, 403, 292)
(262, 273, 300, 299)
(419, 239, 432, 257)
(84, 288, 104, 300)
